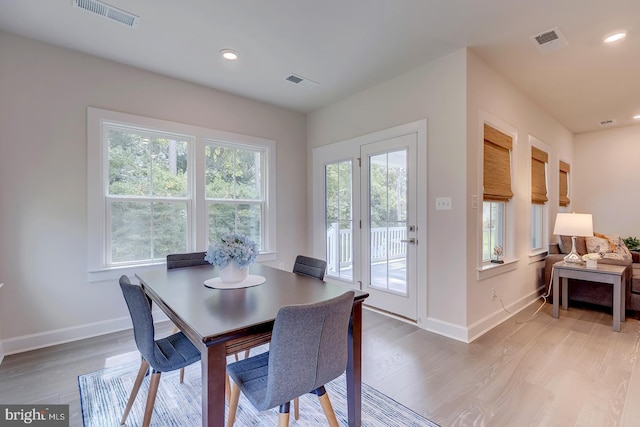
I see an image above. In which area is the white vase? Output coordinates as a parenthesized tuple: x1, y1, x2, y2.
(218, 264, 248, 283)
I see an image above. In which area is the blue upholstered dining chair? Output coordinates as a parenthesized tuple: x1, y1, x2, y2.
(166, 252, 208, 382)
(225, 291, 355, 427)
(292, 255, 327, 280)
(119, 275, 201, 427)
(166, 251, 208, 269)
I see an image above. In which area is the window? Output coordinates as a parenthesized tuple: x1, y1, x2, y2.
(324, 160, 353, 280)
(559, 160, 571, 209)
(482, 123, 513, 264)
(88, 108, 276, 279)
(106, 124, 192, 265)
(530, 144, 548, 253)
(205, 142, 266, 249)
(483, 201, 505, 262)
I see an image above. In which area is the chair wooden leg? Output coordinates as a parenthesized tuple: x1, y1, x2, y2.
(317, 390, 339, 427)
(142, 372, 161, 427)
(277, 402, 290, 427)
(226, 382, 241, 427)
(277, 412, 290, 427)
(120, 360, 149, 425)
(293, 397, 299, 420)
(225, 374, 231, 404)
(243, 349, 250, 359)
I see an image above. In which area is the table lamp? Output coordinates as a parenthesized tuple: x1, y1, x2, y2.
(552, 212, 593, 264)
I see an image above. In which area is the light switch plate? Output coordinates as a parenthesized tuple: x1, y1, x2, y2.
(435, 197, 452, 210)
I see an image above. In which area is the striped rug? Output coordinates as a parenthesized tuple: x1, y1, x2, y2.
(79, 359, 438, 426)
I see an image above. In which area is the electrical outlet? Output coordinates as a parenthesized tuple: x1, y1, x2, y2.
(490, 288, 496, 300)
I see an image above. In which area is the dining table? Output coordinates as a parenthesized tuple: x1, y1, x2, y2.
(136, 263, 369, 427)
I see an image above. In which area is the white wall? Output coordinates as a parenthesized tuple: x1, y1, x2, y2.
(308, 50, 470, 339)
(465, 50, 574, 338)
(573, 124, 640, 236)
(0, 32, 308, 354)
(307, 48, 576, 342)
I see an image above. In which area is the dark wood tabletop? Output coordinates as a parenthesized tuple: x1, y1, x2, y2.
(136, 263, 368, 427)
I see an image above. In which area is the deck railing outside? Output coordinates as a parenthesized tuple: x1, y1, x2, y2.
(326, 224, 406, 274)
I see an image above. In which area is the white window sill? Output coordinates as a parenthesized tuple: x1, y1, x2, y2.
(477, 257, 519, 280)
(528, 250, 548, 264)
(88, 251, 278, 283)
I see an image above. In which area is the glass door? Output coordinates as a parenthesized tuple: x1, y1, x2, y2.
(361, 134, 417, 320)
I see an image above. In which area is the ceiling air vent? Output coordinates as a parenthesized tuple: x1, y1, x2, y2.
(285, 74, 319, 88)
(73, 0, 139, 28)
(600, 119, 617, 127)
(530, 27, 568, 53)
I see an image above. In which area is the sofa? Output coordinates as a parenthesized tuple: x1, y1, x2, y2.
(543, 234, 640, 313)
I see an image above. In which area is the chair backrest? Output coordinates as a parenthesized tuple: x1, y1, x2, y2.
(264, 291, 355, 407)
(119, 275, 157, 365)
(292, 255, 327, 280)
(166, 252, 208, 269)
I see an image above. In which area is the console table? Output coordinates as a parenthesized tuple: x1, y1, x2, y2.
(552, 261, 627, 332)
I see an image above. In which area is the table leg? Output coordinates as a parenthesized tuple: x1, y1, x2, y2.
(561, 277, 569, 310)
(622, 271, 627, 323)
(553, 269, 559, 319)
(346, 301, 363, 427)
(200, 343, 227, 427)
(613, 277, 621, 332)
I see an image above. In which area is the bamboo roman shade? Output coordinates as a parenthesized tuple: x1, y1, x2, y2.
(559, 161, 570, 207)
(483, 124, 513, 202)
(531, 147, 548, 204)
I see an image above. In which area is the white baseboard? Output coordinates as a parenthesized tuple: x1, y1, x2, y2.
(2, 309, 170, 356)
(466, 287, 545, 342)
(422, 317, 470, 343)
(0, 340, 4, 365)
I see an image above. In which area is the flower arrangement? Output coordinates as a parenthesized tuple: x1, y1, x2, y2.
(582, 253, 601, 261)
(205, 233, 258, 269)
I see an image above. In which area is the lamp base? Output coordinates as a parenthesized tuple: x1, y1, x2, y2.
(563, 236, 583, 264)
(563, 251, 583, 264)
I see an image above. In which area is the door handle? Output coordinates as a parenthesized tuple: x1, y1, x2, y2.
(401, 238, 417, 245)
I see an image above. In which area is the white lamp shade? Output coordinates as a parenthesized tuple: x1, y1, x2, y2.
(553, 213, 593, 237)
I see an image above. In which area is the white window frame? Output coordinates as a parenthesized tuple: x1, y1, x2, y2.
(477, 112, 518, 280)
(87, 107, 276, 282)
(529, 136, 550, 260)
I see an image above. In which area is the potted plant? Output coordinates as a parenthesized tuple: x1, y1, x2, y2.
(205, 233, 258, 283)
(623, 236, 640, 252)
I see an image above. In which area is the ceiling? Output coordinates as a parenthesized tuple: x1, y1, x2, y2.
(1, 0, 639, 134)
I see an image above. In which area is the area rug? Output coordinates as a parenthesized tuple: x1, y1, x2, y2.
(78, 360, 438, 426)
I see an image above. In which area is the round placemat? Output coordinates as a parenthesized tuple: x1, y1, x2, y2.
(204, 275, 266, 290)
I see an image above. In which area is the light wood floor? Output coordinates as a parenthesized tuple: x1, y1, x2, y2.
(1, 302, 639, 426)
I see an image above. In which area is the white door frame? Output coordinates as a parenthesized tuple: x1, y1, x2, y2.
(312, 120, 428, 325)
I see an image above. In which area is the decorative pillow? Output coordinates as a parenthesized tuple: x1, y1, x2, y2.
(594, 232, 617, 251)
(588, 233, 632, 261)
(558, 235, 588, 255)
(585, 236, 612, 254)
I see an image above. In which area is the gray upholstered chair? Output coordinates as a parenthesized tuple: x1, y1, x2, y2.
(166, 252, 208, 381)
(292, 255, 327, 280)
(119, 275, 201, 427)
(226, 291, 355, 427)
(166, 251, 208, 269)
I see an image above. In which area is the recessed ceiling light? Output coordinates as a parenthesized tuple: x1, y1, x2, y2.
(220, 49, 239, 61)
(633, 114, 640, 120)
(604, 32, 627, 43)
